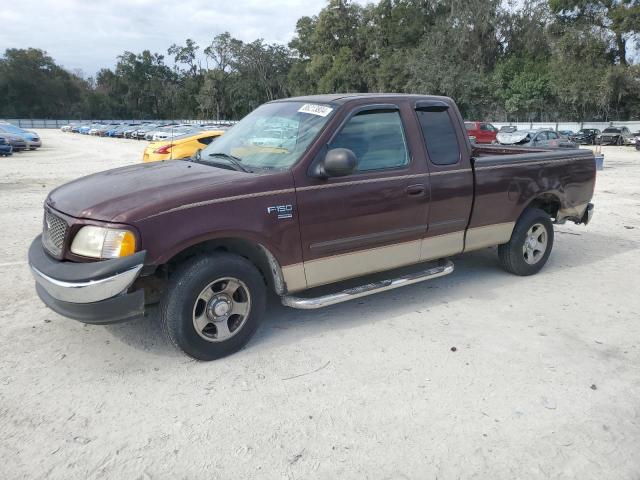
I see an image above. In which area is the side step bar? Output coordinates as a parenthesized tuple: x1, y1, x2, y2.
(281, 259, 454, 310)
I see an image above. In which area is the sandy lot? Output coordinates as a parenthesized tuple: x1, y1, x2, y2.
(1, 130, 639, 479)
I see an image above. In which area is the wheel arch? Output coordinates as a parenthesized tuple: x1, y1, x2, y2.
(164, 237, 288, 295)
(521, 192, 561, 221)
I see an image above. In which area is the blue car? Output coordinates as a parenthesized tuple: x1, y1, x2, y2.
(0, 123, 42, 149)
(0, 136, 13, 156)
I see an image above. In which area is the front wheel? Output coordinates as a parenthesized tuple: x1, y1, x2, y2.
(161, 253, 266, 360)
(498, 208, 554, 276)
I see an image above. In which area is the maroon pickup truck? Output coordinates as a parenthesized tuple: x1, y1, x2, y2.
(28, 94, 595, 360)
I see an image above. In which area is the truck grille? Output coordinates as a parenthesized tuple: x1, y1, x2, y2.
(42, 210, 68, 257)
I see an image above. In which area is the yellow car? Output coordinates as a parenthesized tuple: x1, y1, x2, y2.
(142, 129, 226, 162)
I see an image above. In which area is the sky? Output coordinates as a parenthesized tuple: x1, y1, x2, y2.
(0, 0, 359, 77)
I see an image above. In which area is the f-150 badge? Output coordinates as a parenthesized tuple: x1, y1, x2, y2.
(267, 204, 293, 219)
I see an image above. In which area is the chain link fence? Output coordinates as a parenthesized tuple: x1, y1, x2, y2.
(0, 119, 238, 129)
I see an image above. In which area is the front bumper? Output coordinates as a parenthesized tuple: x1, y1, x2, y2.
(28, 236, 146, 324)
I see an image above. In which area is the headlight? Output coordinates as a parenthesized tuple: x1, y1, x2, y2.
(70, 226, 136, 259)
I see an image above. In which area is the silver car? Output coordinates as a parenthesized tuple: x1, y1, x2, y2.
(496, 129, 577, 149)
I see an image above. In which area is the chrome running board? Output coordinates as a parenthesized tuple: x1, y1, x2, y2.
(281, 259, 454, 310)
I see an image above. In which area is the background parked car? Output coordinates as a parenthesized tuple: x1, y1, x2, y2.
(1, 132, 29, 151)
(497, 128, 577, 148)
(0, 123, 41, 149)
(557, 130, 575, 138)
(132, 124, 161, 140)
(570, 128, 600, 145)
(597, 126, 634, 145)
(142, 129, 226, 162)
(464, 121, 498, 144)
(0, 136, 13, 156)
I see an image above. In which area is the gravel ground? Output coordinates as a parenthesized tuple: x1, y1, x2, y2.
(1, 130, 639, 480)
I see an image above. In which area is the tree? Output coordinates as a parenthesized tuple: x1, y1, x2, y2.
(3, 0, 640, 121)
(0, 48, 88, 118)
(548, 0, 640, 65)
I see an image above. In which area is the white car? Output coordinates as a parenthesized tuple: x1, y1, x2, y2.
(151, 126, 199, 141)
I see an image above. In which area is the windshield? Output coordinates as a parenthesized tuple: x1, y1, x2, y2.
(0, 124, 23, 134)
(603, 128, 621, 133)
(201, 101, 334, 170)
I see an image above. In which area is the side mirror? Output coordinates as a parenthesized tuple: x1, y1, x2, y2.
(314, 148, 358, 178)
(194, 148, 202, 161)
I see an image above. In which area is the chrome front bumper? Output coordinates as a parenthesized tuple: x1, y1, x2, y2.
(31, 262, 143, 303)
(28, 235, 146, 323)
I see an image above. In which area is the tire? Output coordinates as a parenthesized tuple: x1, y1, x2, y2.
(498, 208, 554, 276)
(161, 252, 267, 360)
(616, 136, 622, 146)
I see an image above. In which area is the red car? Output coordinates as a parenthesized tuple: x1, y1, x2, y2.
(465, 121, 498, 144)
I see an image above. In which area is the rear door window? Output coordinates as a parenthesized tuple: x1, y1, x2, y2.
(329, 110, 409, 172)
(417, 109, 461, 166)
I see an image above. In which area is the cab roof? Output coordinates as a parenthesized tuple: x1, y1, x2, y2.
(273, 93, 452, 106)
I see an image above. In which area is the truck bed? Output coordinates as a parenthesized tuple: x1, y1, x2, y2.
(463, 145, 596, 252)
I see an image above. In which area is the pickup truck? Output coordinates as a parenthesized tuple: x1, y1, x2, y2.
(28, 94, 596, 360)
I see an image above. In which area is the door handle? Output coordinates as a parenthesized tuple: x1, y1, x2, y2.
(406, 184, 426, 197)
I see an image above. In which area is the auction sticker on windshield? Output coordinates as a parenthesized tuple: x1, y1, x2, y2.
(298, 104, 333, 117)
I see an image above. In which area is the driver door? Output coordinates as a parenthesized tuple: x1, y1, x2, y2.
(294, 104, 430, 288)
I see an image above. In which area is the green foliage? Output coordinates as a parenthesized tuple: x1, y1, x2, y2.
(1, 0, 639, 120)
(0, 48, 87, 118)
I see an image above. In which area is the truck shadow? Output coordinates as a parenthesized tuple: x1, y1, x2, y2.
(104, 228, 638, 357)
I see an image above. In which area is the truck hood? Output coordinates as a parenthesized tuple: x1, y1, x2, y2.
(46, 161, 269, 223)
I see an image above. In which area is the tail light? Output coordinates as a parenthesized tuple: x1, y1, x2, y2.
(154, 144, 173, 154)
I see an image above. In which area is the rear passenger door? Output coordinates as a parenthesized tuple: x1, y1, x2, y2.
(295, 104, 430, 288)
(415, 101, 473, 260)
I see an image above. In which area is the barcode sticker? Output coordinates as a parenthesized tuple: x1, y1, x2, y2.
(298, 104, 333, 117)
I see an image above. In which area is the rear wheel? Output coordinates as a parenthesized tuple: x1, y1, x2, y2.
(161, 252, 266, 360)
(498, 208, 554, 276)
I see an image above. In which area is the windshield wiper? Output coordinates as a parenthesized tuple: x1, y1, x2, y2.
(207, 152, 251, 173)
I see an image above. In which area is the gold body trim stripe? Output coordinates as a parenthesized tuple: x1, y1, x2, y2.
(283, 222, 518, 292)
(420, 231, 465, 260)
(303, 239, 423, 289)
(464, 222, 515, 251)
(282, 263, 307, 293)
